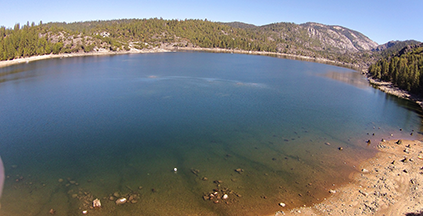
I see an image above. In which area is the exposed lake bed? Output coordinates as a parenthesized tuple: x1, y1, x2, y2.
(0, 52, 422, 215)
(283, 139, 423, 216)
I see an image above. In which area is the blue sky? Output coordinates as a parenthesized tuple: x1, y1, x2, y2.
(1, 0, 421, 44)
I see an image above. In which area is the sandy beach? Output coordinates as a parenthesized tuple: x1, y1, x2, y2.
(0, 48, 171, 69)
(275, 138, 423, 216)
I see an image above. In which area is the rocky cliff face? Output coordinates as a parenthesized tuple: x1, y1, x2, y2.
(300, 22, 378, 52)
(292, 23, 376, 53)
(228, 21, 379, 55)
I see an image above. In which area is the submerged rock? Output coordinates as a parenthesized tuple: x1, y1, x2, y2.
(116, 197, 127, 205)
(235, 168, 244, 174)
(92, 198, 101, 208)
(191, 168, 200, 175)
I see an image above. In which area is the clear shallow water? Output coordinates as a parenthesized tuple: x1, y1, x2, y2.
(0, 52, 422, 215)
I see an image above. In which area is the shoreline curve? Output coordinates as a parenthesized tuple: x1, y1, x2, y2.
(275, 138, 423, 216)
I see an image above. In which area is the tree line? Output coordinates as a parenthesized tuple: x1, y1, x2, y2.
(368, 44, 423, 95)
(0, 23, 56, 60)
(0, 19, 281, 61)
(0, 18, 417, 70)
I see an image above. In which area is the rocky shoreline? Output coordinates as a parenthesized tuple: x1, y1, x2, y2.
(366, 75, 423, 110)
(275, 138, 423, 216)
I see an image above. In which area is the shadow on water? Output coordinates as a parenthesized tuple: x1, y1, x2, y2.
(320, 71, 370, 89)
(323, 70, 423, 134)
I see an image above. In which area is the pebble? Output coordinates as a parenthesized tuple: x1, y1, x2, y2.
(362, 168, 369, 173)
(358, 190, 368, 196)
(279, 202, 286, 207)
(82, 210, 88, 214)
(58, 179, 64, 183)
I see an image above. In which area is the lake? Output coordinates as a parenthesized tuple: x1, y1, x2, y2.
(0, 52, 422, 215)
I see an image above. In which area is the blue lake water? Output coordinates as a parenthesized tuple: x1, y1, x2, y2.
(0, 52, 422, 215)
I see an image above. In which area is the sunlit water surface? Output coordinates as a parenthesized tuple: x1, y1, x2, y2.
(0, 52, 422, 215)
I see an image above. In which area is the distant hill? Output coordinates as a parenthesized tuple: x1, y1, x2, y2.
(373, 40, 421, 58)
(251, 22, 377, 53)
(220, 22, 257, 29)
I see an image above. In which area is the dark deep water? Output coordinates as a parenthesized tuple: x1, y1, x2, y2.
(0, 52, 422, 215)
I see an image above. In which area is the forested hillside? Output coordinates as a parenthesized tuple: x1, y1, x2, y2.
(1, 18, 379, 68)
(368, 43, 423, 95)
(0, 23, 56, 60)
